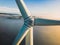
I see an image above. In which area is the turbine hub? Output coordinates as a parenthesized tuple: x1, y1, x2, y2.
(24, 16, 34, 28)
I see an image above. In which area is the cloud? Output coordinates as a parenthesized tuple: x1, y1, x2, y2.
(0, 6, 20, 14)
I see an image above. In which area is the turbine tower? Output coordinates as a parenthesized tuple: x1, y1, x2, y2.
(13, 0, 60, 45)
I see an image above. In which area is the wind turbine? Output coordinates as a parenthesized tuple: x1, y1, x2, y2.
(13, 0, 60, 45)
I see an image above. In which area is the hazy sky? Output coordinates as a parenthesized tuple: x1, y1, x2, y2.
(0, 0, 60, 20)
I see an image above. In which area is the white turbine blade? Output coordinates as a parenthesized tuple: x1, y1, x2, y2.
(15, 0, 31, 19)
(34, 18, 60, 26)
(13, 24, 33, 45)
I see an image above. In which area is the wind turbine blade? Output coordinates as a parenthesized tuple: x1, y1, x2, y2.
(34, 18, 60, 26)
(13, 24, 33, 45)
(15, 0, 31, 19)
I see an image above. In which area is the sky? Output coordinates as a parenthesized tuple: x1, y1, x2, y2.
(0, 0, 60, 20)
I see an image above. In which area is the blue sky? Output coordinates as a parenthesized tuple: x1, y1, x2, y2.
(0, 0, 17, 8)
(0, 0, 55, 8)
(0, 0, 60, 20)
